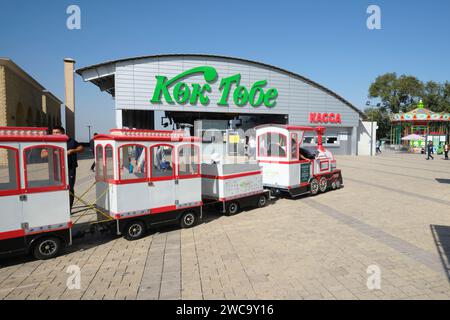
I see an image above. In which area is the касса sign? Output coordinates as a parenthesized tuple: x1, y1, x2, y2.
(150, 66, 278, 108)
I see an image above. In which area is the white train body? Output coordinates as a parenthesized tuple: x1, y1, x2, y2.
(256, 124, 343, 197)
(0, 127, 71, 258)
(94, 129, 203, 231)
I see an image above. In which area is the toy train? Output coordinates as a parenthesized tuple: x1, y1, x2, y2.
(0, 124, 342, 260)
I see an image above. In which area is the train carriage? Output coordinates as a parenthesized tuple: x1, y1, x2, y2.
(0, 127, 71, 259)
(255, 124, 343, 197)
(94, 129, 203, 240)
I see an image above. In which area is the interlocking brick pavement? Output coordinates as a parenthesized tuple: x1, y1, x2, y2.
(1, 151, 450, 299)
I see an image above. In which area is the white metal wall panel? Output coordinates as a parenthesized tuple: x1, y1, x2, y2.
(114, 56, 360, 127)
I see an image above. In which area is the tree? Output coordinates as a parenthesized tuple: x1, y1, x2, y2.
(368, 73, 424, 113)
(422, 81, 442, 112)
(368, 73, 400, 113)
(396, 75, 424, 111)
(363, 107, 391, 140)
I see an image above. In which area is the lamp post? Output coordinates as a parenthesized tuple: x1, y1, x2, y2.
(87, 125, 92, 142)
(366, 101, 380, 156)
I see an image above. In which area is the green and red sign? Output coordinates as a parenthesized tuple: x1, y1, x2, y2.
(150, 66, 278, 108)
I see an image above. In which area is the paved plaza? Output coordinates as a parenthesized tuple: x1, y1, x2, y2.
(1, 151, 450, 300)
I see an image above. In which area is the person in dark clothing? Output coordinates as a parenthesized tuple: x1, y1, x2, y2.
(90, 133, 98, 172)
(444, 142, 449, 160)
(52, 126, 84, 211)
(426, 141, 434, 160)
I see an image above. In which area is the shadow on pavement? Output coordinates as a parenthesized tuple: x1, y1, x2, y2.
(430, 225, 450, 282)
(435, 178, 450, 184)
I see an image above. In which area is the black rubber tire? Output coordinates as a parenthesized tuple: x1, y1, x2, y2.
(257, 195, 268, 208)
(123, 220, 146, 241)
(310, 179, 319, 196)
(331, 180, 337, 190)
(319, 177, 328, 193)
(226, 202, 240, 216)
(32, 237, 62, 260)
(180, 211, 197, 229)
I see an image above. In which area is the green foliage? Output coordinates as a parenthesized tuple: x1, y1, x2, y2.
(369, 73, 450, 113)
(363, 107, 391, 140)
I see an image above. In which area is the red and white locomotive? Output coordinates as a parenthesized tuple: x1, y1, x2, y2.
(255, 124, 343, 197)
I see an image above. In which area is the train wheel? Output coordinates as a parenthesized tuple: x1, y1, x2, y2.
(226, 202, 240, 216)
(180, 211, 197, 229)
(124, 220, 146, 241)
(32, 237, 61, 260)
(331, 180, 337, 190)
(310, 179, 319, 195)
(319, 177, 328, 193)
(257, 194, 267, 208)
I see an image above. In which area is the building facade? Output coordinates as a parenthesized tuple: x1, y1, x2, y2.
(77, 54, 365, 155)
(0, 58, 62, 130)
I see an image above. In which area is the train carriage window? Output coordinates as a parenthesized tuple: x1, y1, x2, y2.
(151, 145, 174, 179)
(96, 145, 104, 179)
(105, 145, 114, 180)
(24, 146, 64, 189)
(291, 133, 298, 160)
(0, 147, 19, 192)
(119, 144, 147, 180)
(258, 133, 287, 158)
(178, 145, 199, 176)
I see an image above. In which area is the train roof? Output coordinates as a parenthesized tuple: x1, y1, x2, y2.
(0, 127, 68, 142)
(94, 128, 201, 142)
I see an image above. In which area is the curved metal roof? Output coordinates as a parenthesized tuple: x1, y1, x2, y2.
(76, 54, 363, 116)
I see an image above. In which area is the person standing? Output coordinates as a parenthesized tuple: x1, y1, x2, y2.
(90, 133, 98, 172)
(376, 140, 382, 155)
(52, 126, 84, 211)
(426, 141, 434, 160)
(248, 136, 256, 159)
(444, 142, 449, 160)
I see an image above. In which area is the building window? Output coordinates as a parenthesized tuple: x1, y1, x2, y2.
(325, 136, 339, 145)
(151, 145, 174, 179)
(178, 144, 200, 177)
(258, 133, 287, 158)
(0, 147, 20, 194)
(303, 136, 317, 145)
(24, 146, 64, 190)
(119, 144, 147, 181)
(105, 145, 114, 180)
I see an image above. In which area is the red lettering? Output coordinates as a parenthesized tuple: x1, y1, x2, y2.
(329, 113, 335, 123)
(309, 112, 342, 124)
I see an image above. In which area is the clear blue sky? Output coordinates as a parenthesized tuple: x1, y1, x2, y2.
(1, 0, 449, 141)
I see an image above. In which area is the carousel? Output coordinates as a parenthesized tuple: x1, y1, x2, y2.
(390, 103, 450, 153)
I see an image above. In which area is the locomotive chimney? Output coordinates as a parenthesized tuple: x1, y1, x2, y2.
(64, 58, 76, 138)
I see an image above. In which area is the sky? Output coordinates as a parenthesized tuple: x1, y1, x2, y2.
(1, 0, 449, 141)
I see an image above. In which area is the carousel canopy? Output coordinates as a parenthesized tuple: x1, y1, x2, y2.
(401, 134, 425, 141)
(391, 107, 450, 122)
